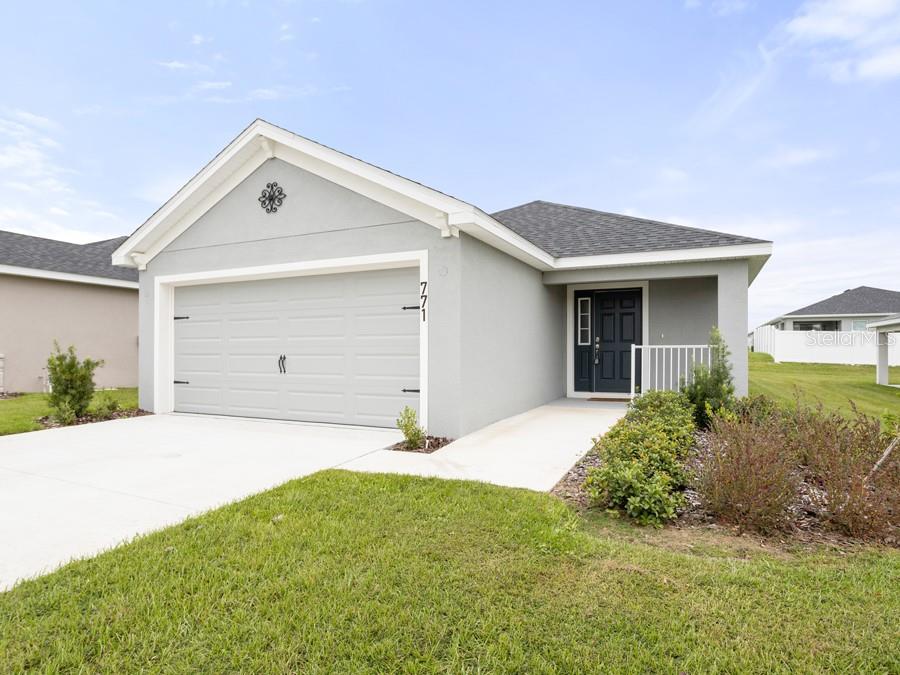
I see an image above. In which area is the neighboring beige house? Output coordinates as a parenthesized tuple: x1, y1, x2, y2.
(0, 231, 138, 393)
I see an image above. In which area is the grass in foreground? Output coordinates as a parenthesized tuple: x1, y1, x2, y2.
(1, 471, 897, 673)
(0, 388, 138, 436)
(749, 351, 900, 418)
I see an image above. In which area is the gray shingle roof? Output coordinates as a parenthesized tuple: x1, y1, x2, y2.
(0, 230, 137, 282)
(490, 200, 769, 257)
(785, 286, 900, 317)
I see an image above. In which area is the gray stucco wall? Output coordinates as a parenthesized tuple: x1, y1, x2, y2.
(648, 277, 717, 345)
(458, 233, 565, 433)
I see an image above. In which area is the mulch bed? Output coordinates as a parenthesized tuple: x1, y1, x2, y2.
(38, 408, 151, 430)
(551, 432, 895, 550)
(390, 436, 453, 454)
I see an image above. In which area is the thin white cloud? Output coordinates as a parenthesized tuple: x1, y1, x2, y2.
(157, 60, 190, 70)
(279, 23, 295, 41)
(784, 0, 900, 81)
(692, 1, 900, 130)
(682, 0, 750, 14)
(862, 168, 900, 183)
(0, 110, 125, 242)
(712, 0, 750, 16)
(762, 146, 830, 168)
(689, 43, 779, 132)
(190, 33, 212, 45)
(195, 80, 232, 90)
(156, 60, 211, 72)
(857, 44, 900, 78)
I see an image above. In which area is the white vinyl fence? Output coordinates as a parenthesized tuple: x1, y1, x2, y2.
(752, 326, 900, 366)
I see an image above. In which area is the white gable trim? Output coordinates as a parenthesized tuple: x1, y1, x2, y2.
(0, 264, 138, 289)
(112, 119, 771, 275)
(113, 119, 554, 271)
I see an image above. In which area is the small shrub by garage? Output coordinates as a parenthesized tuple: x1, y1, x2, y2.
(584, 391, 696, 526)
(46, 344, 103, 423)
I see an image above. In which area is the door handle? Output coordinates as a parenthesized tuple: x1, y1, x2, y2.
(594, 337, 600, 365)
(281, 354, 287, 374)
(277, 354, 284, 374)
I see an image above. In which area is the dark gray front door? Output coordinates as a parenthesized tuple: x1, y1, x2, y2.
(573, 289, 641, 394)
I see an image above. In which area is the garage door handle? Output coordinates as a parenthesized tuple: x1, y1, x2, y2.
(282, 354, 287, 374)
(277, 354, 285, 374)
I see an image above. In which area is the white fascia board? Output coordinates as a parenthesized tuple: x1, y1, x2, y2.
(450, 210, 555, 270)
(866, 314, 900, 330)
(782, 313, 892, 319)
(112, 122, 264, 267)
(0, 264, 138, 289)
(551, 242, 773, 271)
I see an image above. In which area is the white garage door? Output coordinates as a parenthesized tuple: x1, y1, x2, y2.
(173, 267, 421, 427)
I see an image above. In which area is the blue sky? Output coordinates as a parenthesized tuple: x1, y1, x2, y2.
(1, 0, 898, 326)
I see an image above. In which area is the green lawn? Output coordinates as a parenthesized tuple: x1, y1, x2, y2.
(1, 471, 897, 673)
(749, 351, 900, 419)
(0, 388, 138, 436)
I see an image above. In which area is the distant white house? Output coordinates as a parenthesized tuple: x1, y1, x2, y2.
(753, 286, 900, 367)
(765, 286, 900, 332)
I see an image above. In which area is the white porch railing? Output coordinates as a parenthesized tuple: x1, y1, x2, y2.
(631, 344, 712, 396)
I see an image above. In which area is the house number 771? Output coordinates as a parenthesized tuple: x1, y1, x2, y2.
(420, 281, 427, 322)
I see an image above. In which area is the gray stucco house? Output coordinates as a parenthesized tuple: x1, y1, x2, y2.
(0, 231, 138, 393)
(113, 120, 772, 438)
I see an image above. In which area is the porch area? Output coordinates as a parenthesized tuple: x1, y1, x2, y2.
(544, 258, 751, 400)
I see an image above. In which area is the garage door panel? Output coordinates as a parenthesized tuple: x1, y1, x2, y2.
(174, 267, 420, 427)
(354, 393, 418, 426)
(284, 314, 346, 338)
(355, 354, 418, 377)
(282, 355, 345, 376)
(226, 354, 285, 375)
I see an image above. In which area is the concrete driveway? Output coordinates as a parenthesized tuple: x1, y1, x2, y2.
(0, 414, 400, 590)
(0, 399, 624, 590)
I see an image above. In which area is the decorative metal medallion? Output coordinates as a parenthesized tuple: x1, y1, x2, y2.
(258, 181, 286, 213)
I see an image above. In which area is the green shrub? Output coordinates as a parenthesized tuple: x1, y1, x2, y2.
(52, 399, 77, 426)
(46, 343, 103, 421)
(93, 392, 121, 420)
(584, 392, 696, 526)
(627, 390, 696, 458)
(396, 406, 425, 450)
(682, 326, 735, 429)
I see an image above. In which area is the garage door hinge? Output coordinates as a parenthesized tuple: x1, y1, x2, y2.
(174, 380, 189, 384)
(401, 388, 420, 393)
(174, 316, 190, 320)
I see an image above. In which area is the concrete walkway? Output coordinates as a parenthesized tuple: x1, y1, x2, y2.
(343, 398, 626, 491)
